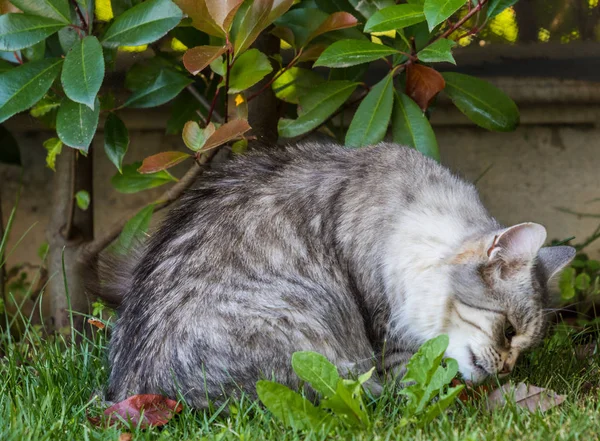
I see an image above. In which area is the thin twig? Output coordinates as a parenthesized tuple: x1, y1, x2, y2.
(247, 49, 303, 102)
(186, 85, 223, 123)
(206, 88, 221, 125)
(69, 0, 88, 34)
(430, 0, 489, 45)
(224, 50, 231, 123)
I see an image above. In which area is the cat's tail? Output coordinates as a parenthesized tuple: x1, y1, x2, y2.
(81, 242, 142, 308)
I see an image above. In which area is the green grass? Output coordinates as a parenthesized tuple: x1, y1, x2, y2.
(1, 319, 599, 441)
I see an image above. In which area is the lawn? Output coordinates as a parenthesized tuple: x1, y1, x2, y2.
(1, 316, 599, 441)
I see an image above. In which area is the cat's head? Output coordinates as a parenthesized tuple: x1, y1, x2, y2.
(444, 223, 575, 383)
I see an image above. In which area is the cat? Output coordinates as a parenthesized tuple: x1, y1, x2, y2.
(104, 142, 575, 408)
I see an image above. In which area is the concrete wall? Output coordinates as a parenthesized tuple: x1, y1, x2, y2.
(1, 77, 599, 269)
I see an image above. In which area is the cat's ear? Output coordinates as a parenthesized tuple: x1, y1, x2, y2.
(487, 223, 547, 261)
(537, 246, 576, 280)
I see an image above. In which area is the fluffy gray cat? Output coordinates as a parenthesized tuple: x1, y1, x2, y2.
(105, 142, 575, 408)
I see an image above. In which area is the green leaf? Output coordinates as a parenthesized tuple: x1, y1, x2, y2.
(315, 0, 357, 16)
(423, 0, 465, 31)
(272, 67, 324, 104)
(104, 112, 129, 173)
(0, 14, 65, 51)
(0, 59, 13, 73)
(228, 49, 272, 94)
(417, 38, 456, 64)
(116, 204, 155, 253)
(347, 0, 395, 19)
(364, 4, 426, 33)
(314, 39, 398, 68)
(0, 58, 63, 124)
(182, 120, 214, 151)
(559, 267, 576, 300)
(0, 125, 20, 165)
(56, 97, 100, 152)
(30, 95, 61, 117)
(9, 0, 71, 23)
(124, 69, 192, 108)
(278, 80, 358, 138)
(111, 161, 176, 193)
(575, 273, 592, 291)
(320, 380, 369, 428)
(43, 137, 62, 171)
(442, 72, 519, 132)
(422, 384, 463, 425)
(487, 0, 518, 18)
(101, 0, 183, 48)
(401, 334, 449, 386)
(291, 351, 340, 398)
(345, 74, 394, 148)
(256, 380, 333, 431)
(23, 39, 46, 61)
(58, 26, 80, 53)
(392, 92, 439, 160)
(61, 36, 104, 109)
(75, 190, 90, 211)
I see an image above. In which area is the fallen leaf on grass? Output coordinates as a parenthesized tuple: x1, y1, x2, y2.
(87, 318, 106, 330)
(88, 394, 183, 428)
(486, 382, 566, 412)
(119, 434, 133, 441)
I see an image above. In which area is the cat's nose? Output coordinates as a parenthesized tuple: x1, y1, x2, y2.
(499, 360, 513, 375)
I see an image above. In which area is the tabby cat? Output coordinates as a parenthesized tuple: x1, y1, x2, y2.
(104, 142, 575, 408)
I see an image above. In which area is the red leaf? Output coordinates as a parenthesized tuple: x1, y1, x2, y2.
(298, 44, 327, 62)
(104, 394, 183, 428)
(405, 63, 445, 111)
(202, 119, 251, 151)
(206, 0, 244, 31)
(307, 12, 358, 45)
(87, 318, 105, 330)
(183, 45, 228, 76)
(138, 151, 191, 174)
(173, 0, 223, 37)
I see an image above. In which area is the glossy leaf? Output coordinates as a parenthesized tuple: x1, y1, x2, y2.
(364, 4, 426, 33)
(173, 0, 223, 37)
(183, 45, 227, 76)
(23, 39, 45, 61)
(202, 119, 251, 151)
(233, 0, 294, 55)
(115, 205, 155, 253)
(348, 0, 395, 19)
(345, 74, 394, 148)
(392, 92, 439, 160)
(138, 151, 191, 174)
(182, 121, 215, 151)
(272, 67, 324, 104)
(291, 352, 339, 398)
(0, 58, 63, 124)
(9, 0, 71, 23)
(62, 36, 105, 109)
(278, 80, 358, 138)
(423, 0, 465, 31)
(111, 162, 177, 194)
(0, 14, 65, 51)
(314, 39, 398, 68)
(205, 0, 244, 32)
(256, 381, 333, 431)
(315, 0, 357, 16)
(487, 0, 518, 18)
(306, 11, 358, 45)
(30, 95, 60, 117)
(274, 8, 351, 48)
(442, 72, 519, 132)
(75, 190, 90, 210)
(104, 112, 129, 173)
(406, 63, 445, 111)
(124, 69, 192, 108)
(102, 0, 183, 48)
(56, 97, 100, 152)
(0, 124, 20, 165)
(43, 137, 62, 171)
(417, 38, 456, 64)
(228, 49, 272, 94)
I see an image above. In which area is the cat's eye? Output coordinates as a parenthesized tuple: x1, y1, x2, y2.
(504, 321, 517, 341)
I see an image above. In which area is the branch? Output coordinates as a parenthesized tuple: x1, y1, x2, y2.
(69, 0, 88, 34)
(429, 0, 489, 46)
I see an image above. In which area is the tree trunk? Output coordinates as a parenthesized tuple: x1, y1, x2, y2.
(45, 149, 95, 334)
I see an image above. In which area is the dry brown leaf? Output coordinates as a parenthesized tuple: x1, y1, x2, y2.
(98, 394, 183, 429)
(405, 63, 445, 111)
(119, 434, 133, 441)
(574, 341, 597, 360)
(486, 382, 566, 412)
